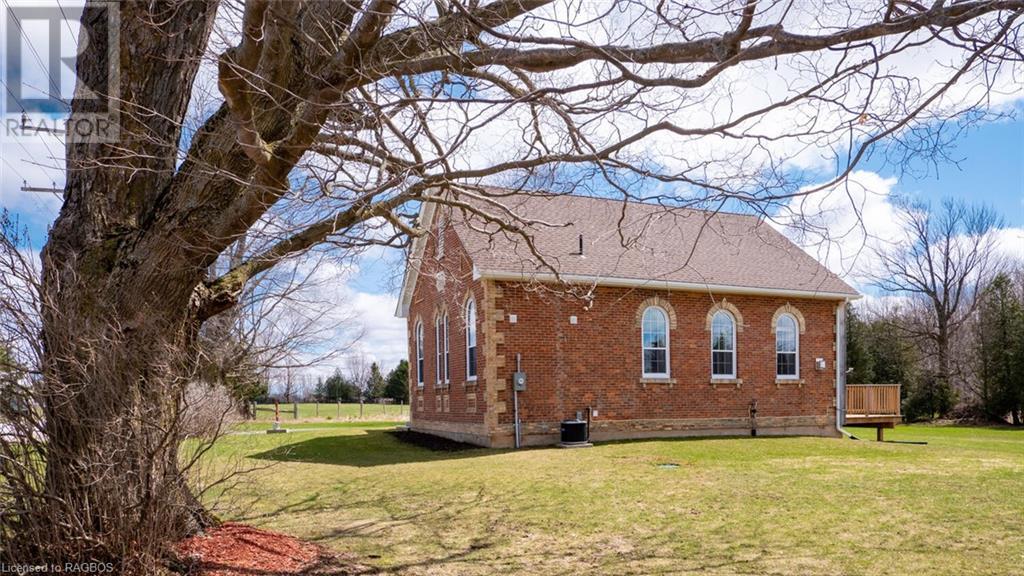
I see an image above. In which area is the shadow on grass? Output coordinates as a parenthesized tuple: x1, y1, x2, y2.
(248, 429, 498, 467)
(248, 428, 838, 469)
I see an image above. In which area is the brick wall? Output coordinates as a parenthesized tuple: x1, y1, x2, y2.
(405, 216, 488, 443)
(492, 284, 841, 444)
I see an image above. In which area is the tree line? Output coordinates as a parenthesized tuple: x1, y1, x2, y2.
(848, 198, 1022, 424)
(264, 359, 410, 405)
(309, 360, 409, 404)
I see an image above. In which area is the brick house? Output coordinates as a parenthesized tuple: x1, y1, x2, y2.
(395, 192, 860, 447)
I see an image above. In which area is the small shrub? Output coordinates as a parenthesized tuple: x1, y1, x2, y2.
(183, 383, 242, 438)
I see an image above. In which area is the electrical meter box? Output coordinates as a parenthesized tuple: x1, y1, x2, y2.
(512, 372, 527, 391)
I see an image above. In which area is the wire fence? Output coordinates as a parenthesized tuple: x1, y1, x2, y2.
(249, 401, 408, 421)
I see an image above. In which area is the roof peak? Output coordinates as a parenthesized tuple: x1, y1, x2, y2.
(464, 185, 764, 221)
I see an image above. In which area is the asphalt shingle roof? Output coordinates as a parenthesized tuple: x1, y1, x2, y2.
(450, 192, 858, 297)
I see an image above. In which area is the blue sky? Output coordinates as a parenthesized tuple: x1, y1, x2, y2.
(860, 118, 1024, 227)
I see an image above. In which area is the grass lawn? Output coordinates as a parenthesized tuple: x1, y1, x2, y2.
(204, 424, 1024, 575)
(251, 402, 409, 422)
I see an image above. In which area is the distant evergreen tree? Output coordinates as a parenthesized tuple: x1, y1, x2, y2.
(975, 274, 1024, 424)
(846, 308, 874, 384)
(848, 306, 929, 419)
(865, 319, 917, 388)
(903, 369, 957, 422)
(365, 362, 386, 401)
(321, 369, 359, 402)
(847, 308, 917, 386)
(384, 360, 409, 403)
(0, 345, 12, 378)
(225, 365, 269, 404)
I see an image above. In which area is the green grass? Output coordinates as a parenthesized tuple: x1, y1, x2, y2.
(205, 424, 1024, 575)
(229, 420, 401, 433)
(251, 402, 409, 422)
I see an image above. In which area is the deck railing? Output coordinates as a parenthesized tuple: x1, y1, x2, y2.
(846, 384, 901, 417)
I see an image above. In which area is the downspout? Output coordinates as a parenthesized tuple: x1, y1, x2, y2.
(513, 353, 522, 449)
(835, 299, 849, 437)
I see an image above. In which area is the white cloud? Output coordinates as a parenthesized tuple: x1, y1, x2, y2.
(774, 170, 1024, 293)
(263, 257, 406, 381)
(773, 170, 903, 287)
(993, 227, 1024, 263)
(347, 290, 407, 371)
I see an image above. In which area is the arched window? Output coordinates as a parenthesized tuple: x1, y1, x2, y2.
(776, 313, 799, 379)
(436, 217, 446, 259)
(711, 310, 736, 378)
(434, 315, 443, 385)
(443, 312, 450, 383)
(465, 298, 478, 380)
(641, 306, 669, 378)
(415, 321, 424, 387)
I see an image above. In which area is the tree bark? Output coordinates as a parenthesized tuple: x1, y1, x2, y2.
(38, 0, 220, 565)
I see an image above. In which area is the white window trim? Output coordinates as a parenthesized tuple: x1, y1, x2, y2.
(641, 306, 671, 379)
(466, 298, 478, 381)
(443, 312, 450, 384)
(776, 313, 800, 380)
(711, 310, 737, 379)
(415, 321, 424, 387)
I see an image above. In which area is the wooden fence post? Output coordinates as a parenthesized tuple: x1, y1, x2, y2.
(293, 402, 298, 419)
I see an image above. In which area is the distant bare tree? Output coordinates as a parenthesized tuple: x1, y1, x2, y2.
(872, 198, 1003, 417)
(198, 241, 357, 410)
(347, 353, 372, 401)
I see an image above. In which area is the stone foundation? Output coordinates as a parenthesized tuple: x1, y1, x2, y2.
(482, 415, 838, 448)
(409, 418, 491, 446)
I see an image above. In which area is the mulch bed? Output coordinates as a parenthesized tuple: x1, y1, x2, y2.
(174, 523, 366, 575)
(387, 429, 482, 452)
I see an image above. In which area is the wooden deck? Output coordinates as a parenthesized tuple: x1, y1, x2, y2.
(844, 384, 902, 439)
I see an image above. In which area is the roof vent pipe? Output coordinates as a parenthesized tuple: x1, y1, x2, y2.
(572, 233, 584, 256)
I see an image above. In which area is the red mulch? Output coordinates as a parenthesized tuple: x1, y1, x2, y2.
(174, 522, 359, 576)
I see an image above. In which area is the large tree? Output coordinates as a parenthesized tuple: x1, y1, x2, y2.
(9, 0, 1024, 570)
(872, 198, 1003, 418)
(318, 369, 360, 403)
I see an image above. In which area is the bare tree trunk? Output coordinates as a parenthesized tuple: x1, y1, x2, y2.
(38, 296, 217, 559)
(936, 321, 951, 417)
(35, 1, 220, 566)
